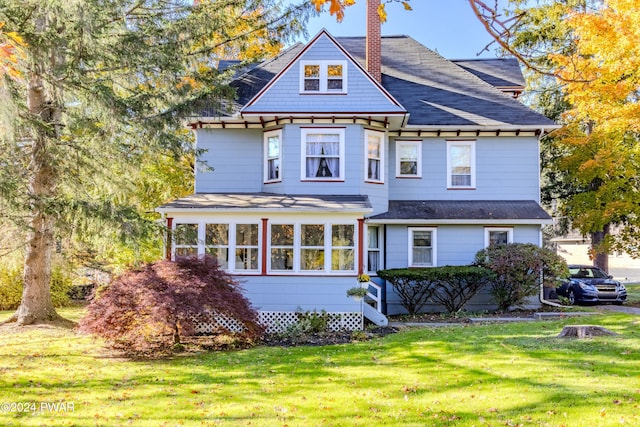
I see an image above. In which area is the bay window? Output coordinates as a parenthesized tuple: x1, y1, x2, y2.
(264, 130, 281, 182)
(366, 130, 384, 182)
(302, 128, 345, 180)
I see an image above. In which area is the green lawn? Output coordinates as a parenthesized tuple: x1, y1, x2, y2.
(625, 283, 640, 305)
(1, 308, 638, 426)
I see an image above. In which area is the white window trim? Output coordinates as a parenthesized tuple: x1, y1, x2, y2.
(267, 222, 357, 274)
(172, 223, 200, 258)
(447, 140, 476, 189)
(408, 227, 437, 267)
(263, 129, 282, 183)
(395, 140, 422, 178)
(300, 127, 346, 181)
(299, 60, 348, 94)
(366, 225, 383, 274)
(172, 222, 262, 274)
(365, 129, 385, 183)
(484, 227, 513, 247)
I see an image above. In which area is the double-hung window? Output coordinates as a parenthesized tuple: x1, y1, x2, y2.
(300, 61, 347, 93)
(300, 224, 325, 271)
(174, 223, 199, 258)
(367, 226, 381, 273)
(270, 224, 295, 271)
(365, 130, 384, 182)
(205, 224, 229, 268)
(447, 140, 475, 188)
(408, 227, 437, 267)
(264, 130, 281, 182)
(302, 128, 344, 180)
(235, 224, 259, 271)
(485, 227, 513, 247)
(396, 140, 421, 177)
(331, 224, 355, 271)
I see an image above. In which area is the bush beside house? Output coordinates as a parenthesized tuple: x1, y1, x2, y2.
(80, 256, 264, 357)
(474, 243, 569, 311)
(377, 266, 495, 315)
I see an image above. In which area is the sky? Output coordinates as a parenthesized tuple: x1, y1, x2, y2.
(290, 0, 502, 59)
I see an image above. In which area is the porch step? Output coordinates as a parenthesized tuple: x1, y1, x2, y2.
(363, 302, 388, 326)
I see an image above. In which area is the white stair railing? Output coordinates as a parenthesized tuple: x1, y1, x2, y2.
(362, 280, 388, 326)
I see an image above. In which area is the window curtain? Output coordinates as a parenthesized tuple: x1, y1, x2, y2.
(306, 134, 339, 178)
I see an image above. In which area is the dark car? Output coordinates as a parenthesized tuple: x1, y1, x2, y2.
(556, 265, 627, 305)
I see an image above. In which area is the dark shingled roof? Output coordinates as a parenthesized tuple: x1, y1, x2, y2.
(368, 200, 551, 222)
(210, 35, 553, 128)
(157, 193, 372, 212)
(451, 58, 525, 89)
(336, 36, 553, 127)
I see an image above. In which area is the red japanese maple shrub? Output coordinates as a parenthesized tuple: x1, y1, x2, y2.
(80, 256, 263, 356)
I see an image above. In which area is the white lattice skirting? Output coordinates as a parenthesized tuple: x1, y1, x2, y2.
(192, 311, 363, 334)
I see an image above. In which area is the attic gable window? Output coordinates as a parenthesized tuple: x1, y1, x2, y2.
(300, 61, 347, 94)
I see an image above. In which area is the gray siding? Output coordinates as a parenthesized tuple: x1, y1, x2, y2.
(388, 136, 540, 201)
(384, 224, 541, 269)
(196, 124, 392, 203)
(244, 35, 403, 114)
(382, 224, 542, 315)
(241, 276, 361, 312)
(195, 128, 263, 193)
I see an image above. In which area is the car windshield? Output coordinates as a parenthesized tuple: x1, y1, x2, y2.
(570, 267, 609, 279)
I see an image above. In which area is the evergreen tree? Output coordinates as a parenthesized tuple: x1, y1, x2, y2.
(0, 0, 313, 325)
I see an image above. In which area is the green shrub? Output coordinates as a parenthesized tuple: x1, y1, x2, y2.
(0, 263, 23, 311)
(474, 243, 569, 311)
(80, 256, 264, 357)
(377, 268, 439, 315)
(429, 266, 496, 313)
(378, 266, 495, 314)
(0, 261, 74, 310)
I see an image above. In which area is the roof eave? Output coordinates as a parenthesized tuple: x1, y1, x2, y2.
(365, 218, 553, 225)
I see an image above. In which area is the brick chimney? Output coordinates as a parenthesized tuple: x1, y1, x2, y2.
(366, 0, 382, 83)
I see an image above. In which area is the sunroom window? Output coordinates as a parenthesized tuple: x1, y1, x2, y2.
(235, 224, 259, 271)
(205, 224, 229, 269)
(301, 224, 325, 270)
(174, 223, 198, 258)
(331, 224, 355, 271)
(270, 224, 294, 271)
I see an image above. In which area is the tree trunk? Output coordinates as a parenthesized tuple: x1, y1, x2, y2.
(591, 223, 610, 273)
(4, 73, 64, 326)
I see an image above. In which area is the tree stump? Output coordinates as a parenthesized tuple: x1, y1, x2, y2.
(557, 325, 618, 339)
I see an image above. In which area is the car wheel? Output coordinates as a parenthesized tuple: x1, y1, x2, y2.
(568, 289, 576, 305)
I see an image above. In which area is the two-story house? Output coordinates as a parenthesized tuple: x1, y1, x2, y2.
(157, 1, 556, 328)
